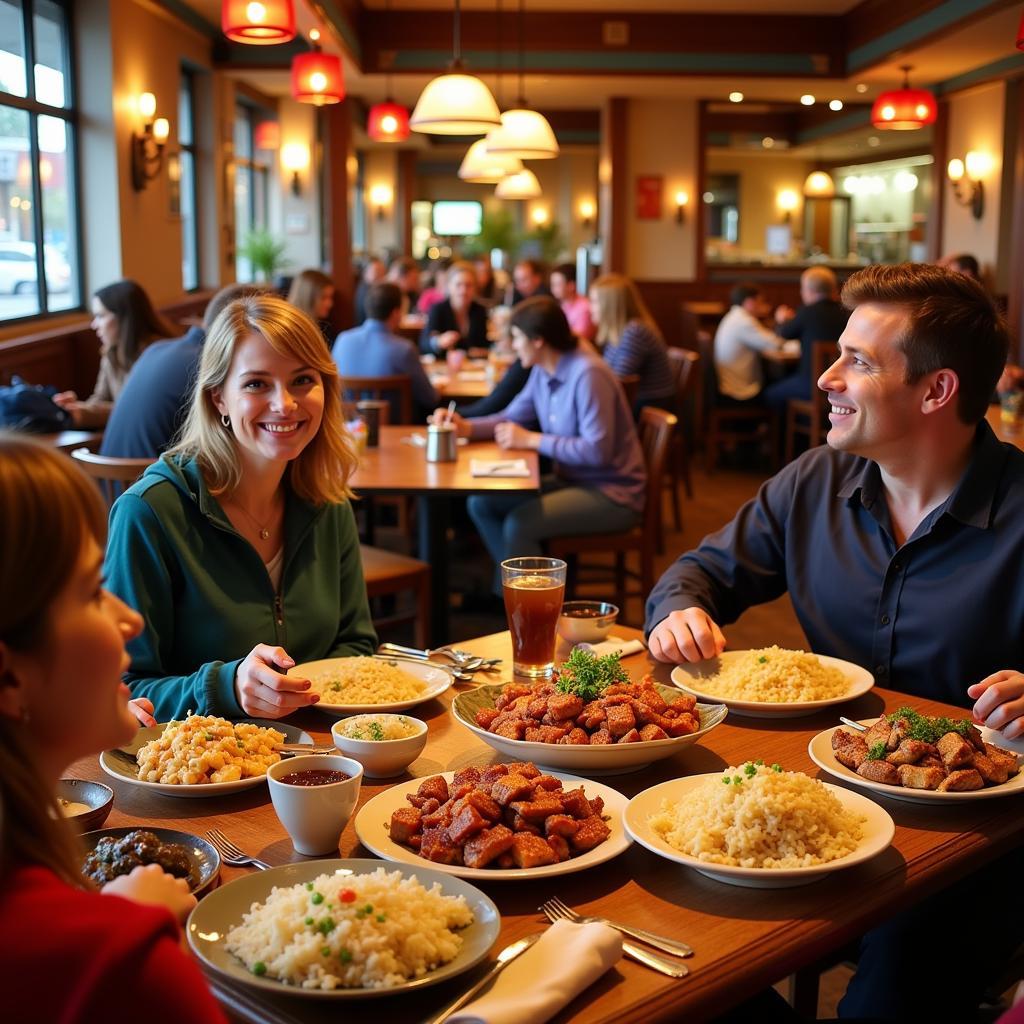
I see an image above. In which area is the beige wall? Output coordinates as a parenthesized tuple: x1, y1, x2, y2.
(275, 99, 323, 274)
(363, 148, 400, 255)
(705, 152, 814, 258)
(941, 81, 1005, 278)
(625, 98, 698, 281)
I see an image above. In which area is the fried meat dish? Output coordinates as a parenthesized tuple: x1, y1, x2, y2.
(831, 711, 1018, 793)
(388, 761, 611, 869)
(474, 678, 701, 745)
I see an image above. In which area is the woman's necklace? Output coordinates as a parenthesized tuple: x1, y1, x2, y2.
(227, 494, 281, 541)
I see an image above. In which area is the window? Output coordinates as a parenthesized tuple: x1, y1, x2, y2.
(178, 67, 199, 291)
(233, 102, 270, 282)
(0, 0, 79, 322)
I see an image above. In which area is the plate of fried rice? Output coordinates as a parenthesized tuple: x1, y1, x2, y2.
(670, 647, 873, 718)
(292, 657, 452, 717)
(624, 763, 894, 887)
(186, 859, 500, 997)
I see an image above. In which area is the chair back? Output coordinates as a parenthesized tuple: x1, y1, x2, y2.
(619, 374, 640, 410)
(341, 374, 413, 424)
(70, 448, 154, 507)
(666, 346, 701, 453)
(679, 307, 700, 350)
(637, 406, 678, 538)
(808, 338, 837, 434)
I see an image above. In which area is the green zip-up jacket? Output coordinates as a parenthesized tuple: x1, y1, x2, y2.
(105, 456, 377, 721)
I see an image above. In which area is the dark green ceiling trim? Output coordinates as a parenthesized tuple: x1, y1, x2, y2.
(796, 107, 872, 144)
(153, 0, 218, 37)
(934, 51, 1024, 95)
(318, 0, 362, 62)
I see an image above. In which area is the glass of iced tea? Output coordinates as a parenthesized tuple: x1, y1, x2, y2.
(501, 556, 567, 678)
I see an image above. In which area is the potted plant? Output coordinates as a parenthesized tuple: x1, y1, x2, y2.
(236, 228, 288, 281)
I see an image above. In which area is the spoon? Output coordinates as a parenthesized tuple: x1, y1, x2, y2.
(425, 933, 541, 1024)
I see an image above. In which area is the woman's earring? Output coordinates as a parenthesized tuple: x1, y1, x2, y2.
(221, 414, 231, 428)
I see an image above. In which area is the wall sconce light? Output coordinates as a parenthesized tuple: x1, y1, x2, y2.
(369, 183, 393, 220)
(131, 92, 169, 191)
(579, 199, 595, 229)
(674, 190, 688, 224)
(281, 142, 310, 196)
(947, 151, 989, 219)
(777, 188, 799, 223)
(530, 206, 549, 227)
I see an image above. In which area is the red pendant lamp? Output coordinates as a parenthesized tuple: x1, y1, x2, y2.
(871, 65, 936, 130)
(222, 0, 296, 44)
(291, 32, 345, 106)
(368, 101, 410, 142)
(1017, 10, 1024, 50)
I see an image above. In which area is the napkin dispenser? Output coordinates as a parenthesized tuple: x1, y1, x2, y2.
(426, 423, 457, 462)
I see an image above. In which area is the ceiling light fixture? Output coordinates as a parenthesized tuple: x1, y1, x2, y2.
(222, 0, 295, 44)
(800, 94, 815, 106)
(485, 0, 559, 159)
(729, 92, 743, 103)
(291, 29, 344, 105)
(410, 0, 501, 134)
(495, 168, 541, 199)
(829, 99, 843, 111)
(367, 0, 410, 141)
(1017, 10, 1024, 50)
(871, 65, 936, 130)
(802, 171, 835, 197)
(458, 138, 523, 183)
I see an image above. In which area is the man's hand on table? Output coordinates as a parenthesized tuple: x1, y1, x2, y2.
(968, 670, 1024, 739)
(648, 607, 726, 663)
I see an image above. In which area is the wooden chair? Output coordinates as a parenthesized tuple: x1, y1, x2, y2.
(547, 407, 677, 625)
(697, 333, 777, 474)
(784, 340, 835, 464)
(70, 448, 153, 506)
(665, 347, 700, 536)
(360, 544, 431, 650)
(340, 374, 414, 425)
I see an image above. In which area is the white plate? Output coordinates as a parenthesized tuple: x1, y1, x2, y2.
(355, 770, 631, 880)
(100, 720, 313, 799)
(671, 652, 874, 718)
(624, 774, 895, 887)
(452, 683, 727, 775)
(808, 720, 1024, 804)
(294, 658, 452, 717)
(187, 859, 500, 999)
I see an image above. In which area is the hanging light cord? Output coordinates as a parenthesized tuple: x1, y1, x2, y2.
(453, 0, 462, 64)
(385, 0, 394, 100)
(517, 0, 526, 105)
(496, 0, 503, 108)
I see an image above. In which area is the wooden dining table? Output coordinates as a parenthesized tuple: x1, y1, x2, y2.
(349, 425, 540, 643)
(36, 428, 104, 452)
(69, 627, 1024, 1023)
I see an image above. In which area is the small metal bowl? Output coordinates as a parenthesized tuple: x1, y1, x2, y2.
(55, 779, 113, 833)
(557, 601, 619, 644)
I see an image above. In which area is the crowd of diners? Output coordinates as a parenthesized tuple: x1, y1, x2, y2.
(2, 254, 1024, 1023)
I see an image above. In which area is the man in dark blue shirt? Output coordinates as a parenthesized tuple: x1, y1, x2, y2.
(646, 263, 1021, 1021)
(100, 284, 257, 458)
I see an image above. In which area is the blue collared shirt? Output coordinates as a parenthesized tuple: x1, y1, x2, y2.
(469, 346, 646, 512)
(645, 422, 1024, 706)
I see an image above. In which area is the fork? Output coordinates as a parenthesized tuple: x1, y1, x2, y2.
(206, 829, 272, 871)
(540, 903, 688, 977)
(540, 897, 693, 959)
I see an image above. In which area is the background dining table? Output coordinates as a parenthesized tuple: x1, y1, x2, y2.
(349, 425, 540, 643)
(68, 627, 1024, 1023)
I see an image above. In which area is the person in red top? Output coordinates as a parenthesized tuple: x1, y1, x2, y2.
(0, 434, 227, 1024)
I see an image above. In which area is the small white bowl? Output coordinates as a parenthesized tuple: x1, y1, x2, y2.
(267, 754, 362, 856)
(557, 601, 619, 643)
(331, 714, 428, 778)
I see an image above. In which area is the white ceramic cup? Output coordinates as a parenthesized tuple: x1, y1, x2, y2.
(267, 754, 363, 856)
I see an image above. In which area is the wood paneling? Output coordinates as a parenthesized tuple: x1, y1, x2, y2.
(607, 98, 628, 275)
(397, 149, 417, 259)
(324, 100, 354, 332)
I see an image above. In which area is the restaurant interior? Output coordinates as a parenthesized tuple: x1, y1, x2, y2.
(2, 2, 1024, 1023)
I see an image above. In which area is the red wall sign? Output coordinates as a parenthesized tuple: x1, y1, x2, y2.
(635, 175, 663, 220)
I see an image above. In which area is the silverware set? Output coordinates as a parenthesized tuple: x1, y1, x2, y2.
(374, 642, 502, 681)
(206, 829, 272, 871)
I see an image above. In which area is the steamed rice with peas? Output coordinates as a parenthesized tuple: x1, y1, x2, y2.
(225, 867, 474, 990)
(308, 657, 425, 704)
(697, 646, 849, 703)
(648, 762, 864, 869)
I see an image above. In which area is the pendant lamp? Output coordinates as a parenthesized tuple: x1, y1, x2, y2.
(871, 66, 936, 130)
(222, 0, 296, 44)
(458, 139, 523, 183)
(1017, 10, 1024, 50)
(486, 0, 559, 159)
(410, 0, 501, 135)
(368, 101, 410, 142)
(802, 171, 835, 198)
(291, 32, 345, 106)
(495, 168, 541, 199)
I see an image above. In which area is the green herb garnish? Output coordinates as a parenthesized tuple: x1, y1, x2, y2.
(886, 707, 974, 745)
(305, 882, 314, 891)
(321, 946, 331, 956)
(555, 648, 628, 701)
(758, 655, 768, 664)
(771, 764, 782, 773)
(305, 917, 314, 926)
(866, 741, 888, 761)
(330, 682, 341, 692)
(368, 722, 385, 742)
(743, 762, 757, 777)
(317, 917, 336, 935)
(339, 948, 353, 964)
(376, 914, 386, 922)
(722, 776, 731, 784)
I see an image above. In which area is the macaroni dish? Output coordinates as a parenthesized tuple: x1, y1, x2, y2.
(136, 715, 286, 785)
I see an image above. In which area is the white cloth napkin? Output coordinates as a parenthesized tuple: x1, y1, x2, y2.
(449, 919, 622, 1024)
(580, 635, 647, 659)
(470, 458, 531, 477)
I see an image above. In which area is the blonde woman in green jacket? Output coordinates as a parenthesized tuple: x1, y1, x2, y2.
(105, 294, 376, 722)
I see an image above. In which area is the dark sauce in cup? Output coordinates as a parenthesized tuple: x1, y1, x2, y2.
(279, 769, 351, 787)
(564, 606, 607, 618)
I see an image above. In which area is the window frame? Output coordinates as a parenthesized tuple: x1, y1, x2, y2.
(233, 100, 270, 283)
(0, 0, 83, 326)
(179, 64, 200, 292)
